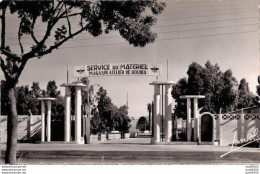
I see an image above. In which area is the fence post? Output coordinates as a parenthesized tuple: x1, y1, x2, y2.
(219, 108, 222, 146)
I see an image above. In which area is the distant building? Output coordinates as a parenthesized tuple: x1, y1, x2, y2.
(129, 116, 150, 132)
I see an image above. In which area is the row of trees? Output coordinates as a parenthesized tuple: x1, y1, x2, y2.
(1, 80, 64, 118)
(171, 61, 258, 119)
(91, 86, 131, 134)
(1, 78, 131, 134)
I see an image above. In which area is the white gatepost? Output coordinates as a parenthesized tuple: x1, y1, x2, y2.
(40, 101, 45, 142)
(61, 83, 86, 144)
(219, 110, 223, 146)
(150, 81, 175, 144)
(153, 84, 161, 143)
(180, 95, 205, 142)
(37, 98, 55, 143)
(75, 86, 82, 144)
(165, 84, 173, 142)
(193, 98, 198, 141)
(241, 109, 245, 139)
(186, 98, 191, 141)
(64, 87, 71, 142)
(47, 100, 51, 142)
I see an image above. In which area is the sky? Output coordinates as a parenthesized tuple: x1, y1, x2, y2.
(1, 0, 259, 118)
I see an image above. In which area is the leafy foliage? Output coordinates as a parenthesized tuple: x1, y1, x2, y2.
(90, 86, 131, 134)
(172, 61, 256, 118)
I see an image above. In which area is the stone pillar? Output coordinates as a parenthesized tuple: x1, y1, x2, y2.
(165, 84, 172, 142)
(237, 114, 242, 140)
(152, 85, 161, 143)
(241, 110, 245, 139)
(243, 113, 248, 139)
(41, 101, 45, 142)
(186, 98, 191, 141)
(64, 87, 71, 142)
(75, 86, 82, 144)
(193, 98, 198, 141)
(219, 113, 223, 146)
(47, 100, 51, 142)
(216, 115, 220, 144)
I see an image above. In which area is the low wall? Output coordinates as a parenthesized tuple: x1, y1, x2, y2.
(1, 115, 130, 144)
(220, 114, 260, 146)
(90, 133, 129, 141)
(0, 115, 41, 143)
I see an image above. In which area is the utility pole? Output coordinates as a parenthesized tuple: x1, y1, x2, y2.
(67, 62, 69, 83)
(167, 59, 168, 81)
(127, 93, 128, 108)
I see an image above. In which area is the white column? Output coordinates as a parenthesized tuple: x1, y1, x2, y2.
(47, 100, 51, 142)
(186, 98, 191, 141)
(64, 87, 71, 142)
(241, 111, 245, 139)
(75, 86, 82, 144)
(237, 113, 242, 140)
(152, 85, 161, 143)
(41, 101, 45, 142)
(219, 113, 223, 146)
(165, 84, 172, 142)
(193, 98, 198, 141)
(216, 115, 220, 144)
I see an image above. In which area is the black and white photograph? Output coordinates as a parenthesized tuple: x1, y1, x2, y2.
(0, 0, 259, 173)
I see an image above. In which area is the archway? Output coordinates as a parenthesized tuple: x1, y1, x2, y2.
(201, 114, 213, 142)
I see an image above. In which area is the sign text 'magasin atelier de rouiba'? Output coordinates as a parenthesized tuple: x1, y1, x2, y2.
(73, 63, 162, 77)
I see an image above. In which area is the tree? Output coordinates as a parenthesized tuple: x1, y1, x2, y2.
(45, 80, 64, 120)
(236, 78, 254, 109)
(171, 61, 253, 117)
(171, 78, 188, 119)
(96, 86, 113, 132)
(114, 105, 131, 133)
(0, 1, 165, 163)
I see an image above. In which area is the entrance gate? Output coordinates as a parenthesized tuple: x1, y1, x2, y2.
(199, 112, 215, 144)
(201, 114, 213, 141)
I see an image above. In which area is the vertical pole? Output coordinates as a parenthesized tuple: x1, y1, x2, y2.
(67, 62, 69, 83)
(152, 101, 154, 137)
(47, 100, 51, 142)
(165, 84, 172, 142)
(193, 98, 198, 142)
(237, 110, 242, 140)
(64, 87, 71, 142)
(219, 108, 223, 146)
(167, 59, 168, 81)
(75, 86, 82, 144)
(41, 101, 45, 142)
(186, 98, 191, 141)
(161, 85, 164, 142)
(216, 113, 220, 144)
(241, 109, 245, 139)
(243, 109, 248, 139)
(151, 85, 161, 143)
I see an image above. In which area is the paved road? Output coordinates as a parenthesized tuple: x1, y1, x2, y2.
(1, 138, 260, 164)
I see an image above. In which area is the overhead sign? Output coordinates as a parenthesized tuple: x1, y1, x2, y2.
(73, 63, 162, 77)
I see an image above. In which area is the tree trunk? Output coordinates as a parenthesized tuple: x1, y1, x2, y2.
(5, 86, 18, 164)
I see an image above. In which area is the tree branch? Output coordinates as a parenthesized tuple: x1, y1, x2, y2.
(1, 49, 21, 62)
(24, 3, 73, 59)
(18, 20, 24, 54)
(61, 12, 82, 18)
(0, 56, 9, 79)
(30, 17, 39, 45)
(38, 23, 90, 57)
(64, 4, 72, 36)
(1, 7, 6, 49)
